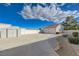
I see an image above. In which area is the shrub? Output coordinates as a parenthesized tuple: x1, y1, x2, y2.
(72, 32, 79, 37)
(68, 37, 79, 44)
(56, 32, 60, 34)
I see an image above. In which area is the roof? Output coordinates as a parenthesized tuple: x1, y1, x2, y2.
(7, 26, 20, 29)
(43, 24, 59, 29)
(0, 23, 11, 29)
(0, 23, 20, 30)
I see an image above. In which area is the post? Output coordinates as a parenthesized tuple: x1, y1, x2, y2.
(16, 29, 18, 37)
(6, 29, 8, 38)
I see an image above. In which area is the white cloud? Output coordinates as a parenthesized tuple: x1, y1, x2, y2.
(19, 3, 79, 23)
(59, 3, 66, 6)
(3, 3, 11, 6)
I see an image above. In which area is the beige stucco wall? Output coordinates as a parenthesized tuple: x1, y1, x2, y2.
(56, 24, 63, 32)
(0, 29, 6, 38)
(0, 23, 40, 38)
(21, 28, 40, 35)
(42, 28, 56, 34)
(41, 24, 63, 34)
(7, 29, 17, 38)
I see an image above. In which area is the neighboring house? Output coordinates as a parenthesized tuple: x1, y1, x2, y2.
(0, 23, 40, 39)
(40, 24, 63, 34)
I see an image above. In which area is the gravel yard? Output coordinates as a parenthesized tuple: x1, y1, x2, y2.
(56, 36, 78, 56)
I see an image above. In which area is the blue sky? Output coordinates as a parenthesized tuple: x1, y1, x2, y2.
(0, 3, 79, 29)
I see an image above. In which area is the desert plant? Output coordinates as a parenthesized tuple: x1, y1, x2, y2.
(56, 32, 60, 34)
(62, 16, 79, 30)
(72, 32, 79, 37)
(68, 37, 79, 44)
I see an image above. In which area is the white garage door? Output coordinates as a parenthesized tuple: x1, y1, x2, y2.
(8, 29, 17, 38)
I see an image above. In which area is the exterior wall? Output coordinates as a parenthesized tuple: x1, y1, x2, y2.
(0, 27, 40, 38)
(42, 28, 56, 34)
(56, 24, 63, 32)
(0, 23, 21, 38)
(7, 29, 17, 38)
(0, 28, 21, 38)
(21, 28, 40, 35)
(0, 29, 6, 38)
(41, 24, 63, 34)
(17, 29, 21, 37)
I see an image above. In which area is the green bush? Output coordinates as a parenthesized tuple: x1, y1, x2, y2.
(68, 37, 79, 44)
(72, 32, 79, 37)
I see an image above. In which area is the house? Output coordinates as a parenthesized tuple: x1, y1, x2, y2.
(40, 24, 63, 34)
(0, 23, 40, 39)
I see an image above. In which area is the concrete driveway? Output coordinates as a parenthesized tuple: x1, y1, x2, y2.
(0, 38, 58, 56)
(0, 34, 62, 56)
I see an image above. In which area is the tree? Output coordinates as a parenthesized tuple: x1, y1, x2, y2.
(62, 16, 79, 30)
